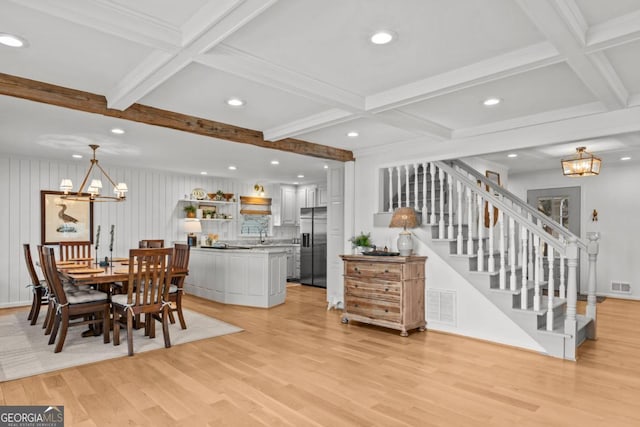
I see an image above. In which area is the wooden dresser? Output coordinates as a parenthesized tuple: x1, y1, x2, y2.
(339, 254, 427, 336)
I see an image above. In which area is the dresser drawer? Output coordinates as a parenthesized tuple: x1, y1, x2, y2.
(345, 278, 400, 302)
(345, 295, 401, 323)
(345, 261, 401, 281)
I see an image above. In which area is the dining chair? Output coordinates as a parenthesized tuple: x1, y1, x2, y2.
(167, 243, 190, 329)
(23, 244, 48, 326)
(139, 239, 165, 248)
(40, 246, 110, 353)
(59, 241, 92, 265)
(112, 247, 173, 356)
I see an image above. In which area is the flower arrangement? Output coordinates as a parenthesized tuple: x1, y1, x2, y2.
(349, 231, 372, 248)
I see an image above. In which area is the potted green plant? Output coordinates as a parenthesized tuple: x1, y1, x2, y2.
(349, 232, 372, 253)
(183, 204, 197, 218)
(215, 190, 225, 201)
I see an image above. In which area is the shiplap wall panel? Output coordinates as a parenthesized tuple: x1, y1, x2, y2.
(0, 154, 253, 307)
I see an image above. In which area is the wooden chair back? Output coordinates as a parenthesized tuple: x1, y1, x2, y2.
(139, 239, 165, 248)
(41, 246, 67, 306)
(59, 241, 91, 261)
(172, 243, 190, 280)
(125, 248, 173, 314)
(23, 244, 42, 287)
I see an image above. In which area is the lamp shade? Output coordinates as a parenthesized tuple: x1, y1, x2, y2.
(183, 219, 202, 233)
(389, 207, 419, 230)
(561, 147, 601, 177)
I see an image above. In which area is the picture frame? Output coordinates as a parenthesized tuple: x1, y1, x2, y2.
(484, 171, 501, 227)
(41, 190, 94, 245)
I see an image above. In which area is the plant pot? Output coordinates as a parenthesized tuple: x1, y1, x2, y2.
(186, 211, 196, 218)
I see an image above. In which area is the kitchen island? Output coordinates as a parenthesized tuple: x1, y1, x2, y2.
(185, 246, 287, 308)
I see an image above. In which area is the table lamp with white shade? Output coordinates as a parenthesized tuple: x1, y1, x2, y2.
(183, 219, 202, 247)
(389, 207, 419, 256)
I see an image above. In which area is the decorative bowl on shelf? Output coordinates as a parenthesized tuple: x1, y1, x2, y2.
(224, 193, 234, 201)
(207, 193, 215, 200)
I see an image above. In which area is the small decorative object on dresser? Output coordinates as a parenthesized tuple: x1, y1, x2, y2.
(339, 254, 427, 336)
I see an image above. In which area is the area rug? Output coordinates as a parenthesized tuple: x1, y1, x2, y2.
(0, 309, 242, 382)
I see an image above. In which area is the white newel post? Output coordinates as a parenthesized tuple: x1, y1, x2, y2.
(586, 232, 600, 324)
(520, 226, 528, 309)
(447, 174, 454, 240)
(438, 168, 445, 239)
(430, 163, 436, 225)
(533, 235, 540, 312)
(499, 210, 506, 290)
(388, 167, 393, 212)
(509, 216, 516, 291)
(477, 193, 484, 272)
(466, 188, 474, 256)
(456, 180, 463, 255)
(422, 162, 428, 223)
(546, 246, 555, 331)
(397, 166, 402, 208)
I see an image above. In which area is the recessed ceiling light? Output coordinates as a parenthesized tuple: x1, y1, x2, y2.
(483, 97, 502, 107)
(293, 182, 299, 185)
(271, 160, 279, 165)
(507, 153, 518, 158)
(323, 164, 329, 169)
(72, 154, 83, 159)
(621, 156, 631, 161)
(226, 98, 245, 107)
(111, 128, 125, 135)
(0, 33, 27, 48)
(370, 30, 395, 45)
(297, 174, 304, 178)
(347, 131, 359, 138)
(228, 165, 237, 170)
(200, 171, 208, 175)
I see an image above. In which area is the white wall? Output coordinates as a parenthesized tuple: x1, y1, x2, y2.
(0, 154, 257, 308)
(509, 163, 640, 300)
(351, 153, 543, 352)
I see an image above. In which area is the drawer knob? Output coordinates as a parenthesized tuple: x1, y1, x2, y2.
(384, 287, 389, 292)
(384, 309, 389, 313)
(354, 304, 359, 308)
(354, 267, 359, 271)
(354, 284, 358, 288)
(384, 269, 389, 273)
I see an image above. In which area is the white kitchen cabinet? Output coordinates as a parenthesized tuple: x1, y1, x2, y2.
(294, 245, 300, 280)
(297, 185, 317, 209)
(280, 185, 297, 225)
(317, 184, 328, 207)
(285, 247, 294, 279)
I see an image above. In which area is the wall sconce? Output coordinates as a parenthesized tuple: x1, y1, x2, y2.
(254, 184, 265, 196)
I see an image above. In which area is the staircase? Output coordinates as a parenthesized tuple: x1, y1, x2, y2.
(377, 159, 600, 360)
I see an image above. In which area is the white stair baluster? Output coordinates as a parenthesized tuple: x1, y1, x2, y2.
(388, 167, 394, 212)
(405, 165, 410, 208)
(509, 216, 516, 291)
(546, 246, 555, 331)
(439, 168, 445, 239)
(422, 162, 428, 223)
(533, 235, 541, 312)
(520, 225, 528, 309)
(477, 193, 484, 272)
(559, 236, 566, 299)
(456, 180, 463, 255)
(528, 214, 534, 280)
(488, 201, 495, 273)
(466, 188, 474, 256)
(414, 163, 419, 209)
(430, 163, 436, 224)
(397, 166, 402, 208)
(447, 174, 454, 240)
(499, 210, 506, 290)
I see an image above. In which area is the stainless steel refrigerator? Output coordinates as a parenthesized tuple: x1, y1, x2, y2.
(300, 207, 327, 288)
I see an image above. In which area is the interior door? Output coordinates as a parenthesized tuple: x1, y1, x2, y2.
(527, 186, 581, 292)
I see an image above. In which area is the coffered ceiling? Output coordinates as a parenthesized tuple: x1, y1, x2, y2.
(2, 0, 640, 182)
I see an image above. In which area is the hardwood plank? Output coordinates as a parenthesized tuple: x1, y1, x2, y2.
(2, 289, 640, 426)
(0, 72, 355, 162)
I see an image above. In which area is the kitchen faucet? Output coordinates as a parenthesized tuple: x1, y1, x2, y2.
(259, 229, 266, 244)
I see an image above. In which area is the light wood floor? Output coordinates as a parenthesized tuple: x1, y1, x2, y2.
(2, 287, 640, 426)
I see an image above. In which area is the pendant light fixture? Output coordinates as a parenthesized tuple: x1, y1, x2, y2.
(60, 144, 128, 202)
(561, 147, 602, 177)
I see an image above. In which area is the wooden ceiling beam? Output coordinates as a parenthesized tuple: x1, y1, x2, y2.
(0, 73, 355, 162)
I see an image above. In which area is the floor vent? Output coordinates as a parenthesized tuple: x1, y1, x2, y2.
(611, 281, 631, 294)
(427, 289, 456, 325)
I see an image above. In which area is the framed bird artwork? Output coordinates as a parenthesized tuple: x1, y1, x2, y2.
(41, 190, 94, 245)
